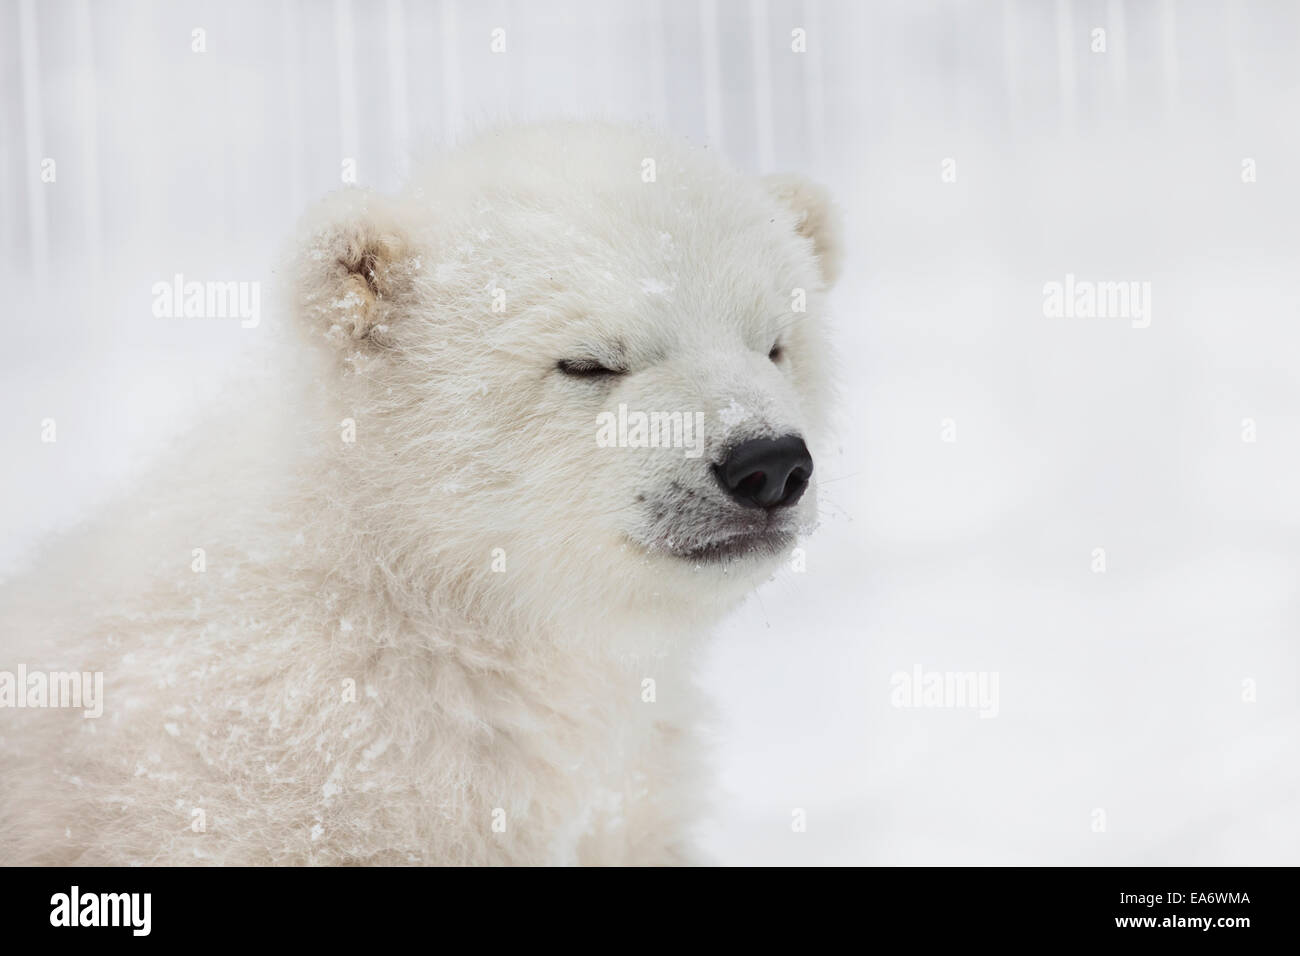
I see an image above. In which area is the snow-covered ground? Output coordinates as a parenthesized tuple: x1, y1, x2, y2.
(3, 0, 1297, 865)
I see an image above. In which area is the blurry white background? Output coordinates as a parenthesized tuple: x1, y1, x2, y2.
(2, 0, 1298, 865)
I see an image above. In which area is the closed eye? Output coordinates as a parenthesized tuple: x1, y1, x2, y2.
(557, 358, 627, 378)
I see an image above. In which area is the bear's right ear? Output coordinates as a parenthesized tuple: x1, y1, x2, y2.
(762, 173, 843, 288)
(292, 188, 420, 350)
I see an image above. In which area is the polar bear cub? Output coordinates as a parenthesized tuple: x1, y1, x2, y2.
(0, 122, 840, 865)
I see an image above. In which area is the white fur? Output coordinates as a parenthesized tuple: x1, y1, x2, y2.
(0, 122, 839, 865)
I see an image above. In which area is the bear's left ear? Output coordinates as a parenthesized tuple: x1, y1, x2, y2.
(292, 187, 421, 351)
(762, 174, 843, 288)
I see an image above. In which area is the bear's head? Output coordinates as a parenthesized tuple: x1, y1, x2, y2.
(293, 123, 840, 640)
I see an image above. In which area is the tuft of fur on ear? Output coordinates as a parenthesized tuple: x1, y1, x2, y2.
(293, 188, 420, 350)
(762, 174, 843, 287)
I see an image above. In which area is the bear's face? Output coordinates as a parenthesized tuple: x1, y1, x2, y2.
(294, 125, 840, 630)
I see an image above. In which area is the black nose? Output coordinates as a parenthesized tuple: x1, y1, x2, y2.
(714, 435, 813, 510)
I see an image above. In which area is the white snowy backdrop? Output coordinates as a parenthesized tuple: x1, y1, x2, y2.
(2, 0, 1298, 865)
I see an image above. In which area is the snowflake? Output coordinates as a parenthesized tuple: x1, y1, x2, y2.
(718, 399, 749, 430)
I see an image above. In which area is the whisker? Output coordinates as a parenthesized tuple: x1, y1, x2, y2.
(817, 470, 864, 485)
